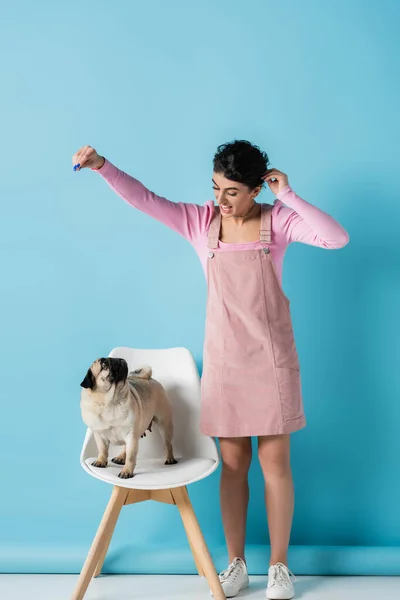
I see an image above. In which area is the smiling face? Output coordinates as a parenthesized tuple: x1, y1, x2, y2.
(212, 172, 262, 218)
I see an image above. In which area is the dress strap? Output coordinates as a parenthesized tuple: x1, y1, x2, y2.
(207, 206, 221, 249)
(208, 203, 272, 248)
(260, 203, 273, 245)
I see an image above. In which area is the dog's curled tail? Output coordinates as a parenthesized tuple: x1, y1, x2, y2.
(129, 365, 152, 380)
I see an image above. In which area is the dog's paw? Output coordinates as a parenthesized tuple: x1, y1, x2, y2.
(92, 459, 107, 468)
(118, 470, 134, 479)
(111, 456, 126, 465)
(165, 457, 178, 465)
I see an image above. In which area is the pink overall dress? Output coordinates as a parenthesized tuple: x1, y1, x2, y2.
(200, 203, 306, 438)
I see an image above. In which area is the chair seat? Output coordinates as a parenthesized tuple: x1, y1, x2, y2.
(84, 456, 218, 490)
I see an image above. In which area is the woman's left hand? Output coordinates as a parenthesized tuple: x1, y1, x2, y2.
(262, 169, 289, 195)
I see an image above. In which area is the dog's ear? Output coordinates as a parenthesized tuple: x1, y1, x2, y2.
(110, 358, 128, 385)
(80, 368, 95, 389)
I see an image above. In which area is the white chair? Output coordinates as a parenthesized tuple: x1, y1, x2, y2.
(71, 346, 226, 600)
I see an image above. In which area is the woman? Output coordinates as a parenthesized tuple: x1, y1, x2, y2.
(72, 140, 349, 599)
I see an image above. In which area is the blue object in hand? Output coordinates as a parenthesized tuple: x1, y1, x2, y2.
(73, 163, 81, 171)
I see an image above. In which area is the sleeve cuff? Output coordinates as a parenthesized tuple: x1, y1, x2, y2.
(276, 184, 292, 200)
(92, 158, 117, 178)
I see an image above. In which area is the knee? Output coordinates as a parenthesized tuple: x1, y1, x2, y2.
(220, 440, 252, 480)
(258, 447, 291, 479)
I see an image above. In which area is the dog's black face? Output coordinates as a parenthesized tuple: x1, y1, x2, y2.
(80, 357, 129, 391)
(80, 368, 95, 389)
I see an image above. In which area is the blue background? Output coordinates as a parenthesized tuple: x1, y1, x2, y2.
(1, 0, 400, 575)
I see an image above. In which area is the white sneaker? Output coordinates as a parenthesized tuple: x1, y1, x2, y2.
(266, 562, 296, 599)
(211, 557, 249, 598)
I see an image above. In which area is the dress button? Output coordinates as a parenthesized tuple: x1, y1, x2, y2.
(263, 247, 270, 254)
(208, 251, 215, 258)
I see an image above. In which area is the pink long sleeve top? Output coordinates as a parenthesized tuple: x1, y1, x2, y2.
(97, 160, 349, 283)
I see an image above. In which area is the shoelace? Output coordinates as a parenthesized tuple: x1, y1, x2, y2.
(269, 562, 296, 588)
(219, 558, 243, 582)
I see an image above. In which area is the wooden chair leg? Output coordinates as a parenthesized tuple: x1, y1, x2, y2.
(187, 533, 206, 577)
(93, 525, 114, 578)
(171, 487, 226, 600)
(94, 487, 149, 576)
(71, 486, 129, 600)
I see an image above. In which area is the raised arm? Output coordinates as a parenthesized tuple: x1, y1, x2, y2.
(263, 168, 349, 249)
(274, 186, 349, 249)
(72, 146, 211, 243)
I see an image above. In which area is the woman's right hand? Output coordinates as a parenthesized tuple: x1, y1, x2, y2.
(72, 146, 105, 171)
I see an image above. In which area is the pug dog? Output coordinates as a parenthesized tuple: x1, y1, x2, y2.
(80, 357, 177, 479)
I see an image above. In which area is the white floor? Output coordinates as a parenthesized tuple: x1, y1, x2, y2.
(0, 574, 400, 600)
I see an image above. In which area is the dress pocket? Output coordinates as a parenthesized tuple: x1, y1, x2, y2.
(276, 367, 304, 422)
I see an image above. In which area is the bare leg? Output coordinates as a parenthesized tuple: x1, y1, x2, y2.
(219, 437, 252, 563)
(92, 433, 109, 468)
(258, 434, 293, 566)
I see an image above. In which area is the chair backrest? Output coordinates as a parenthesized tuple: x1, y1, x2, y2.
(81, 347, 218, 463)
